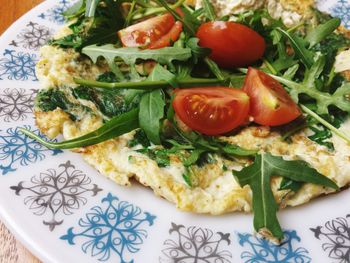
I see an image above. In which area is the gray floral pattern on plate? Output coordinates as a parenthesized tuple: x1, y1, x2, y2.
(10, 161, 102, 231)
(10, 22, 52, 50)
(0, 88, 37, 122)
(160, 222, 232, 263)
(311, 215, 350, 263)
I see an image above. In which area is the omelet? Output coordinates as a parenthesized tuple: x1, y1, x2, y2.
(33, 0, 350, 216)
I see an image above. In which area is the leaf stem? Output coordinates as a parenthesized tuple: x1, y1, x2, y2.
(286, 21, 304, 33)
(74, 77, 223, 89)
(133, 0, 185, 20)
(204, 57, 230, 86)
(125, 0, 137, 27)
(301, 105, 350, 144)
(154, 0, 195, 35)
(263, 59, 278, 75)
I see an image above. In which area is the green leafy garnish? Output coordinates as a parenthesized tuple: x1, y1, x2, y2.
(234, 153, 338, 240)
(277, 28, 314, 68)
(20, 109, 139, 149)
(202, 0, 216, 21)
(306, 18, 341, 48)
(139, 89, 165, 144)
(85, 0, 100, 17)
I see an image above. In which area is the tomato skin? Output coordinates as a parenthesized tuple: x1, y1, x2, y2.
(196, 21, 266, 68)
(118, 13, 182, 49)
(148, 21, 183, 49)
(173, 87, 250, 136)
(243, 68, 301, 126)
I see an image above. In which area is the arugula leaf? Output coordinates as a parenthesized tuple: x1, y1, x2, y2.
(63, 0, 85, 19)
(154, 0, 200, 36)
(234, 153, 338, 240)
(86, 0, 100, 17)
(272, 74, 350, 115)
(148, 64, 178, 87)
(202, 0, 216, 21)
(186, 38, 211, 64)
(52, 0, 124, 50)
(306, 18, 341, 48)
(277, 28, 314, 68)
(82, 45, 192, 72)
(20, 109, 139, 149)
(279, 178, 303, 192)
(174, 126, 257, 157)
(302, 54, 325, 89)
(139, 89, 165, 145)
(138, 65, 174, 144)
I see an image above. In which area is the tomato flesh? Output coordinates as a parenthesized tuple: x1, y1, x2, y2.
(173, 87, 250, 135)
(148, 21, 183, 49)
(243, 67, 301, 126)
(118, 13, 182, 49)
(196, 21, 266, 68)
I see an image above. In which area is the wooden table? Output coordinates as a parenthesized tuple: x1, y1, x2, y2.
(0, 2, 43, 262)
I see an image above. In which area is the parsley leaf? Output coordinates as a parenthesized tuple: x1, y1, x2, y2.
(234, 153, 338, 241)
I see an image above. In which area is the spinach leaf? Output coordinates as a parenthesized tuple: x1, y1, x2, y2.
(234, 153, 338, 241)
(72, 86, 136, 118)
(128, 129, 151, 148)
(137, 148, 170, 167)
(182, 166, 196, 187)
(36, 89, 71, 112)
(36, 88, 92, 121)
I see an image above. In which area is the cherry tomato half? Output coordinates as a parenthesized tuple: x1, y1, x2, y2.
(243, 68, 301, 126)
(118, 13, 182, 49)
(196, 21, 266, 68)
(173, 87, 250, 135)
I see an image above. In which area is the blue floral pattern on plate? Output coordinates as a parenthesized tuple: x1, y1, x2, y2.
(0, 126, 62, 175)
(0, 50, 38, 81)
(0, 0, 349, 262)
(60, 193, 156, 262)
(331, 0, 350, 28)
(38, 0, 71, 24)
(238, 231, 311, 263)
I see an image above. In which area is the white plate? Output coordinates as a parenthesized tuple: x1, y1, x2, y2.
(1, 1, 350, 262)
